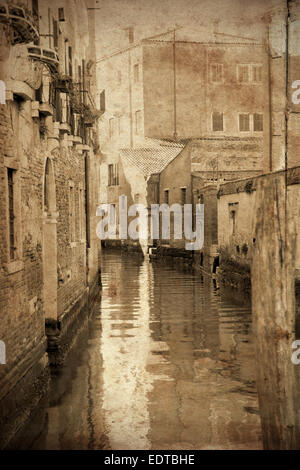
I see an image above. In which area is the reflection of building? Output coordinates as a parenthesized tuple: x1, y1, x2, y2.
(100, 254, 153, 449)
(147, 262, 261, 449)
(0, 0, 101, 448)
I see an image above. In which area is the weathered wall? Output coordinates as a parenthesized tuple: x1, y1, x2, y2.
(0, 99, 48, 448)
(0, 0, 100, 447)
(217, 176, 257, 291)
(143, 41, 268, 145)
(97, 45, 145, 154)
(252, 171, 300, 449)
(158, 147, 191, 251)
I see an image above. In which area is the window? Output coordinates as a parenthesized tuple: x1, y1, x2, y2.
(108, 164, 119, 186)
(237, 64, 250, 83)
(7, 169, 15, 260)
(238, 113, 263, 132)
(69, 183, 76, 243)
(210, 64, 223, 82)
(239, 113, 250, 132)
(109, 118, 115, 138)
(164, 190, 169, 205)
(252, 64, 262, 82)
(32, 0, 39, 44)
(100, 90, 105, 112)
(79, 187, 84, 240)
(230, 210, 236, 235)
(32, 0, 39, 18)
(135, 110, 142, 134)
(237, 64, 262, 83)
(212, 112, 223, 132)
(181, 188, 186, 205)
(134, 64, 140, 82)
(68, 46, 73, 77)
(229, 202, 238, 236)
(53, 19, 58, 48)
(44, 158, 50, 211)
(253, 113, 263, 131)
(58, 7, 65, 21)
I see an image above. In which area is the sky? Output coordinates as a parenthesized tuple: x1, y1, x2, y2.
(94, 0, 281, 59)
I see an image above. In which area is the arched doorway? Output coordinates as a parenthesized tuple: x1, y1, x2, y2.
(43, 157, 58, 319)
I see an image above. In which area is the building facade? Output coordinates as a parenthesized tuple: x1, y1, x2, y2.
(0, 0, 101, 448)
(96, 30, 269, 260)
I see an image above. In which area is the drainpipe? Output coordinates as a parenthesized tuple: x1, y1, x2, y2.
(173, 29, 177, 141)
(128, 49, 133, 148)
(85, 151, 90, 286)
(267, 26, 273, 173)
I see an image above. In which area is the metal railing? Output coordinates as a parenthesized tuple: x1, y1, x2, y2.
(27, 45, 59, 73)
(0, 2, 39, 44)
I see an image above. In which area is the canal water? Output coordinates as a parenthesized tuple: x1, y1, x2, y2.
(12, 249, 262, 450)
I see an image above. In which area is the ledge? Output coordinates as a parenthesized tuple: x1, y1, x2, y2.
(59, 122, 71, 134)
(6, 79, 34, 101)
(39, 103, 53, 116)
(5, 259, 24, 274)
(76, 144, 90, 151)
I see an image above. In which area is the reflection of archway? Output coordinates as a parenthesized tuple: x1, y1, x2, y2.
(43, 157, 58, 319)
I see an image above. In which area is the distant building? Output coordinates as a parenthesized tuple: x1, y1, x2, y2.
(99, 142, 192, 254)
(97, 29, 269, 256)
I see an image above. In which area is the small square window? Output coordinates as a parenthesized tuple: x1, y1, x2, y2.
(164, 190, 169, 205)
(58, 7, 65, 22)
(239, 114, 250, 132)
(252, 65, 262, 82)
(237, 64, 250, 83)
(212, 112, 223, 132)
(211, 64, 223, 82)
(253, 113, 263, 131)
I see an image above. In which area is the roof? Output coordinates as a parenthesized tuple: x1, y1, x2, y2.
(120, 144, 185, 178)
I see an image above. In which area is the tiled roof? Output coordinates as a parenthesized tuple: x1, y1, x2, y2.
(120, 145, 185, 178)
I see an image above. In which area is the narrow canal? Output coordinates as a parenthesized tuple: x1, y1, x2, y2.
(12, 249, 262, 450)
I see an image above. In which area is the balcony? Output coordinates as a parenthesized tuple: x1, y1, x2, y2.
(27, 45, 59, 73)
(0, 2, 39, 45)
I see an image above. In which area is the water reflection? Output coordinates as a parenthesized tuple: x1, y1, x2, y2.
(11, 250, 262, 449)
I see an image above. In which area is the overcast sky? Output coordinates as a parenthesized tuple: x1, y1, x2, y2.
(94, 0, 281, 58)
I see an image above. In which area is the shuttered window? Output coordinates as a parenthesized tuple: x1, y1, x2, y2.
(253, 113, 263, 131)
(7, 169, 15, 260)
(239, 114, 250, 131)
(212, 112, 223, 131)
